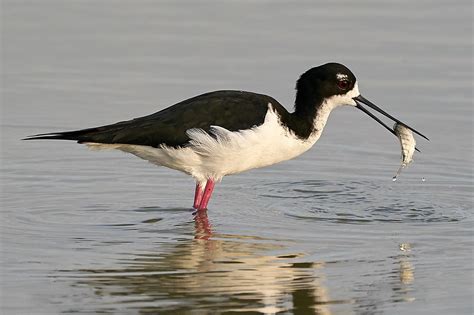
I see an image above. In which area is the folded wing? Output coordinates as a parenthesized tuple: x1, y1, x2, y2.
(24, 90, 285, 148)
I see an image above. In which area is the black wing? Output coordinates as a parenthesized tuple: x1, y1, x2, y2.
(24, 90, 287, 147)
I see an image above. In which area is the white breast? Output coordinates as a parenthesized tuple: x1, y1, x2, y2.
(86, 102, 335, 183)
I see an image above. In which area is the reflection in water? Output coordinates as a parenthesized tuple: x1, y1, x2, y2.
(69, 210, 416, 314)
(399, 260, 414, 285)
(397, 243, 415, 302)
(193, 210, 212, 240)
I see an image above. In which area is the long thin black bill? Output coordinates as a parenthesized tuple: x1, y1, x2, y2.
(356, 103, 397, 137)
(356, 103, 421, 152)
(353, 95, 429, 141)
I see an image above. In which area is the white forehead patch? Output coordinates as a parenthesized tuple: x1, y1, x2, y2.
(336, 73, 348, 80)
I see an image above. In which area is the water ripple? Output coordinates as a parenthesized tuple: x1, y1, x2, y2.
(258, 180, 467, 224)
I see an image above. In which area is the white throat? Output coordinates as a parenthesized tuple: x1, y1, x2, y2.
(310, 81, 360, 138)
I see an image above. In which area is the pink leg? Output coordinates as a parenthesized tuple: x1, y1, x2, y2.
(197, 179, 215, 211)
(193, 182, 204, 209)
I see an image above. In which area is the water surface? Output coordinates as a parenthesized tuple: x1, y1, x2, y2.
(2, 0, 473, 314)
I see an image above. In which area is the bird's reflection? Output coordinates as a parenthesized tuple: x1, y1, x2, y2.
(70, 210, 416, 314)
(193, 210, 212, 240)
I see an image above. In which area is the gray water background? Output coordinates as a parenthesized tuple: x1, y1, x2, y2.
(1, 0, 473, 314)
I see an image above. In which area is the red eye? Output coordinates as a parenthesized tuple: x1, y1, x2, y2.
(337, 80, 349, 90)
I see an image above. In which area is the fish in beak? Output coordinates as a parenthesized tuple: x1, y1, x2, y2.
(353, 95, 429, 145)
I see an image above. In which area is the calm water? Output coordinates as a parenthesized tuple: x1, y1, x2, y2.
(2, 0, 473, 314)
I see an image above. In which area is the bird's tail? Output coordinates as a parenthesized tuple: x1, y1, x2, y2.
(22, 127, 101, 142)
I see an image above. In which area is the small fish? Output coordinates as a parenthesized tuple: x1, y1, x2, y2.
(393, 123, 416, 181)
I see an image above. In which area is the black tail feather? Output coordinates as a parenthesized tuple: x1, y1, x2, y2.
(22, 133, 77, 141)
(22, 127, 102, 142)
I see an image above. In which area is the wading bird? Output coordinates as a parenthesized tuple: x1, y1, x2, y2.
(25, 63, 428, 211)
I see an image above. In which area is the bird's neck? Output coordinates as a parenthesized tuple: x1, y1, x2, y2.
(280, 91, 333, 140)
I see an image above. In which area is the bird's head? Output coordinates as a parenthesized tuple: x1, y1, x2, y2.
(295, 62, 428, 140)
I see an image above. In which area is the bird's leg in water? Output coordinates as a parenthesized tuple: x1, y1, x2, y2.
(193, 182, 204, 209)
(197, 179, 215, 211)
